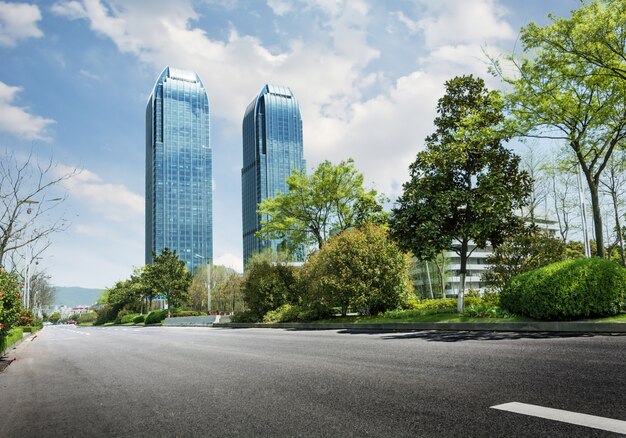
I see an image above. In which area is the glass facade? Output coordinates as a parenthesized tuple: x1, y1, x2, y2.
(146, 67, 212, 272)
(241, 84, 305, 267)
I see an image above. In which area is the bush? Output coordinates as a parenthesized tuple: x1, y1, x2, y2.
(120, 313, 141, 324)
(144, 310, 167, 325)
(133, 314, 145, 324)
(500, 258, 626, 320)
(383, 297, 485, 318)
(262, 304, 302, 323)
(230, 310, 260, 323)
(94, 305, 117, 325)
(78, 312, 97, 324)
(242, 262, 297, 320)
(0, 270, 22, 336)
(0, 327, 23, 354)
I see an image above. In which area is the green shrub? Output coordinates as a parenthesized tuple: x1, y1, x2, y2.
(463, 304, 509, 318)
(262, 304, 302, 323)
(94, 305, 117, 325)
(21, 326, 42, 333)
(144, 310, 167, 325)
(133, 314, 145, 324)
(120, 313, 141, 324)
(383, 296, 485, 318)
(500, 258, 626, 320)
(0, 327, 23, 354)
(78, 312, 97, 324)
(230, 310, 260, 323)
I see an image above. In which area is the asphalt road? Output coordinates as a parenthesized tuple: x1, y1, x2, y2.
(1, 325, 624, 437)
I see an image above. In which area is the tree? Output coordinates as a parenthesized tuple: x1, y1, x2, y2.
(390, 75, 532, 311)
(0, 149, 77, 268)
(257, 159, 387, 252)
(492, 0, 626, 258)
(143, 248, 192, 316)
(599, 151, 626, 266)
(483, 228, 568, 292)
(241, 260, 297, 320)
(189, 264, 236, 312)
(300, 223, 411, 316)
(216, 273, 245, 314)
(27, 270, 55, 310)
(0, 268, 22, 336)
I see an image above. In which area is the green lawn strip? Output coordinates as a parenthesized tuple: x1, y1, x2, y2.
(317, 312, 626, 324)
(1, 327, 24, 354)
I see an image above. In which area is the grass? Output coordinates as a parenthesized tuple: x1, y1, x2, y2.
(319, 313, 532, 324)
(1, 327, 24, 354)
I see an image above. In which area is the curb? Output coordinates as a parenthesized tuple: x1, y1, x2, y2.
(212, 321, 626, 333)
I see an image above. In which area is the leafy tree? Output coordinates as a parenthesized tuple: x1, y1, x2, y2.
(492, 0, 626, 258)
(483, 228, 568, 292)
(390, 75, 532, 311)
(241, 259, 297, 320)
(301, 223, 412, 316)
(216, 272, 245, 314)
(257, 159, 387, 252)
(0, 268, 22, 335)
(143, 248, 192, 316)
(189, 264, 236, 312)
(48, 311, 61, 324)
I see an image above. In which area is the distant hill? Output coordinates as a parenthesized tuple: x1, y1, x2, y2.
(54, 286, 103, 307)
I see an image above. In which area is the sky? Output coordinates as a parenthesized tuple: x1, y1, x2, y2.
(1, 0, 582, 289)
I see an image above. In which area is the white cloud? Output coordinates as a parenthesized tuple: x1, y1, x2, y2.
(57, 166, 144, 223)
(214, 253, 243, 273)
(0, 81, 55, 141)
(412, 0, 516, 48)
(50, 1, 88, 20)
(267, 0, 293, 16)
(79, 69, 101, 80)
(0, 1, 43, 47)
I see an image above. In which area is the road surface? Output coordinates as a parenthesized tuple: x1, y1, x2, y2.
(1, 325, 624, 437)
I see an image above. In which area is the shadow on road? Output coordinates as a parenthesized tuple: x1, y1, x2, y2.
(337, 330, 625, 342)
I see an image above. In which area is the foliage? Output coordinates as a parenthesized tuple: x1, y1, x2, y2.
(258, 159, 387, 251)
(0, 327, 23, 354)
(230, 310, 261, 323)
(133, 314, 145, 324)
(483, 228, 568, 292)
(94, 305, 117, 325)
(144, 310, 167, 325)
(17, 308, 34, 326)
(493, 0, 626, 258)
(390, 75, 532, 310)
(189, 264, 236, 312)
(48, 311, 61, 324)
(120, 313, 141, 324)
(300, 223, 412, 316)
(77, 312, 97, 324)
(262, 304, 302, 323)
(143, 248, 192, 312)
(241, 260, 297, 320)
(500, 258, 626, 320)
(0, 269, 22, 336)
(382, 296, 488, 318)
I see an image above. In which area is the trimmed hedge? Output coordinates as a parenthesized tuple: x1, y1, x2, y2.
(500, 258, 626, 320)
(0, 327, 23, 354)
(145, 310, 167, 325)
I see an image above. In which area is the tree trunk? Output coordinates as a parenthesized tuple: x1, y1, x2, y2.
(588, 181, 604, 258)
(611, 191, 626, 266)
(457, 238, 468, 313)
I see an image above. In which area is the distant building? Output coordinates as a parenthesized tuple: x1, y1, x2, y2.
(414, 218, 560, 297)
(145, 67, 212, 272)
(241, 84, 306, 267)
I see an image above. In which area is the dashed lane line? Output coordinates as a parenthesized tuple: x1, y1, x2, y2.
(491, 402, 626, 435)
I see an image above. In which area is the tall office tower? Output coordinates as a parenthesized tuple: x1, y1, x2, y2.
(241, 84, 305, 267)
(145, 66, 212, 272)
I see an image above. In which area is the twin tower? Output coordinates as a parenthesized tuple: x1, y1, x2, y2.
(145, 66, 305, 272)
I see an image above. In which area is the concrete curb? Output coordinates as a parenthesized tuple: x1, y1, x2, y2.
(212, 321, 626, 333)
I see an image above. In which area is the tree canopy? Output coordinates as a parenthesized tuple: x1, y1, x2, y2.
(390, 75, 531, 310)
(143, 248, 192, 314)
(493, 0, 626, 258)
(257, 159, 387, 252)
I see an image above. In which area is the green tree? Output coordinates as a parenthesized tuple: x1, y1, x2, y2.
(483, 228, 568, 292)
(257, 159, 387, 252)
(492, 0, 626, 258)
(143, 248, 192, 316)
(301, 223, 412, 316)
(390, 75, 532, 311)
(0, 268, 22, 336)
(189, 264, 236, 312)
(48, 311, 61, 324)
(241, 259, 297, 320)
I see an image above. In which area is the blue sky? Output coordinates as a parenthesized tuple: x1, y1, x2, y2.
(1, 0, 581, 289)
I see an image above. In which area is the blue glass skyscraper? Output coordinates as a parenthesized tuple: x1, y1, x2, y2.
(242, 84, 305, 266)
(146, 66, 212, 272)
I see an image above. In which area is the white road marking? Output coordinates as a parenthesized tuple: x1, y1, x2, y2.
(491, 402, 626, 434)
